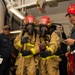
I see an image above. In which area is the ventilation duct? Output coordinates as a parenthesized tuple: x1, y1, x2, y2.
(57, 0, 70, 2)
(46, 0, 70, 7)
(14, 0, 58, 9)
(5, 0, 71, 9)
(46, 0, 58, 7)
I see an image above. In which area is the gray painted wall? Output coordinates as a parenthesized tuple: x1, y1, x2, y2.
(0, 0, 5, 33)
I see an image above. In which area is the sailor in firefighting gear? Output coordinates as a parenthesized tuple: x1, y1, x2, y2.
(38, 16, 61, 75)
(14, 15, 40, 75)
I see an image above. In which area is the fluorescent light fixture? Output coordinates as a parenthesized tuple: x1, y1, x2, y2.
(9, 7, 25, 19)
(10, 30, 21, 34)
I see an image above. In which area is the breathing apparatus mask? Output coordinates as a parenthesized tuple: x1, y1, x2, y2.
(25, 23, 34, 35)
(40, 24, 48, 37)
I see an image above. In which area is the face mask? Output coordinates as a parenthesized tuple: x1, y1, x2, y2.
(40, 30, 47, 37)
(28, 28, 34, 35)
(26, 23, 34, 35)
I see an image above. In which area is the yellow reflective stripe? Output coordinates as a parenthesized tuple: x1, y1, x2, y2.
(31, 48, 36, 54)
(17, 42, 34, 48)
(17, 41, 23, 48)
(46, 46, 54, 54)
(41, 55, 59, 60)
(46, 56, 51, 59)
(24, 55, 33, 58)
(27, 43, 34, 47)
(20, 53, 22, 56)
(50, 55, 59, 58)
(40, 57, 46, 60)
(46, 55, 59, 59)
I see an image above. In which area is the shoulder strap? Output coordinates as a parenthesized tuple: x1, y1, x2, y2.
(34, 29, 38, 43)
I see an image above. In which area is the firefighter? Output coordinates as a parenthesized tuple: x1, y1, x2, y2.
(14, 15, 40, 75)
(64, 4, 75, 75)
(38, 16, 61, 75)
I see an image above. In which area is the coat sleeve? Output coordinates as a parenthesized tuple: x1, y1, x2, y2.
(47, 32, 60, 54)
(14, 32, 23, 51)
(30, 34, 40, 55)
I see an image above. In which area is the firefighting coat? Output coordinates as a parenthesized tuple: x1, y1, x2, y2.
(14, 31, 40, 75)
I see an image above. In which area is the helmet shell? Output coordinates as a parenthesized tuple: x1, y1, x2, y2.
(66, 4, 75, 16)
(25, 15, 35, 24)
(39, 16, 51, 25)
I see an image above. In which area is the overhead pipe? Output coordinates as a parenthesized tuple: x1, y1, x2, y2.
(15, 0, 56, 9)
(5, 0, 11, 4)
(22, 0, 24, 12)
(4, 0, 25, 20)
(10, 0, 14, 3)
(8, 7, 25, 19)
(15, 1, 36, 9)
(19, 0, 22, 5)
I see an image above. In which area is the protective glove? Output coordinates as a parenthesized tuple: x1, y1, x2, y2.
(22, 50, 32, 56)
(21, 37, 29, 44)
(40, 51, 51, 58)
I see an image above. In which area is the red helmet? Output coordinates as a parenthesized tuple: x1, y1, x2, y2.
(39, 16, 51, 26)
(66, 4, 75, 16)
(25, 15, 35, 24)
